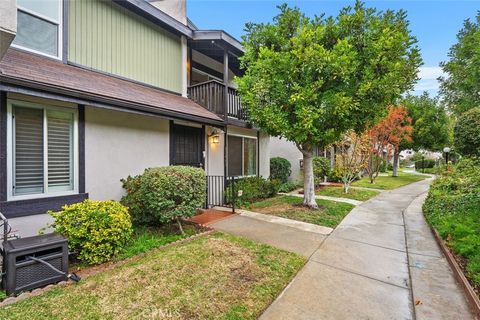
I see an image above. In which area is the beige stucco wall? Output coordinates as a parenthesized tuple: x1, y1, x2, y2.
(85, 107, 170, 200)
(269, 136, 303, 183)
(0, 0, 16, 60)
(206, 126, 224, 176)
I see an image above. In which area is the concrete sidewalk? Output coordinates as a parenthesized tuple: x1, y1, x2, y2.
(211, 214, 327, 258)
(260, 178, 476, 320)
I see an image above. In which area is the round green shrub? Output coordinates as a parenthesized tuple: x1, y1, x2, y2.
(454, 107, 480, 157)
(50, 200, 132, 265)
(121, 166, 206, 226)
(270, 157, 291, 183)
(313, 157, 331, 185)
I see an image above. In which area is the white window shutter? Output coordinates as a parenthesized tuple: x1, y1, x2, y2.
(13, 107, 44, 195)
(47, 111, 73, 192)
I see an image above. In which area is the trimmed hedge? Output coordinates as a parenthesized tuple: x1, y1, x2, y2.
(228, 176, 280, 206)
(121, 166, 206, 226)
(278, 182, 298, 193)
(270, 157, 292, 183)
(423, 159, 480, 287)
(50, 200, 133, 264)
(415, 159, 435, 169)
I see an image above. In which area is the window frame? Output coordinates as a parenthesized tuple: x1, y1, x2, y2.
(6, 99, 79, 201)
(227, 134, 258, 178)
(12, 2, 63, 60)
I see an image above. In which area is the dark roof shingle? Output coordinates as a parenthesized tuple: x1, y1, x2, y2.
(0, 49, 223, 123)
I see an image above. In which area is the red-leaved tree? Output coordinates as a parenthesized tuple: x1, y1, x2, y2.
(367, 106, 413, 183)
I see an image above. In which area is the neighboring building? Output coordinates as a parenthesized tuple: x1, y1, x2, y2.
(270, 137, 335, 184)
(0, 0, 269, 218)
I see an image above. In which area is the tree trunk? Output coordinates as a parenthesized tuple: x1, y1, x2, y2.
(302, 149, 318, 209)
(392, 151, 400, 177)
(343, 181, 350, 193)
(176, 217, 185, 236)
(368, 156, 374, 184)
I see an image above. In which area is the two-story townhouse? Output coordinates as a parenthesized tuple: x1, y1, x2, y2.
(0, 0, 270, 218)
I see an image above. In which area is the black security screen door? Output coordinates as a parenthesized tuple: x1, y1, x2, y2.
(170, 123, 204, 168)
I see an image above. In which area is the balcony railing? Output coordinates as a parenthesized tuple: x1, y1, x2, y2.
(188, 80, 247, 122)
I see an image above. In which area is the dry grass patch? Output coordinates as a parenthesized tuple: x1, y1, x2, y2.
(0, 233, 305, 320)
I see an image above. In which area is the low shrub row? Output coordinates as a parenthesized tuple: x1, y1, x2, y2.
(228, 176, 280, 206)
(50, 166, 206, 265)
(415, 158, 436, 169)
(278, 182, 299, 193)
(270, 155, 342, 184)
(423, 158, 480, 288)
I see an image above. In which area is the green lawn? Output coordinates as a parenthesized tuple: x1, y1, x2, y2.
(0, 233, 305, 320)
(352, 172, 429, 190)
(423, 159, 480, 295)
(246, 196, 354, 228)
(316, 186, 379, 201)
(117, 224, 199, 260)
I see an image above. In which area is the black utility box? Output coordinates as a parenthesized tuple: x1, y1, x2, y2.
(2, 233, 68, 295)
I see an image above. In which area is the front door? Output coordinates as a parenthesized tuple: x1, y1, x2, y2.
(170, 123, 204, 168)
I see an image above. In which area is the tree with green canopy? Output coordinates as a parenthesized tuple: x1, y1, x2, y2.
(237, 2, 422, 208)
(400, 92, 452, 151)
(439, 13, 480, 116)
(454, 107, 480, 157)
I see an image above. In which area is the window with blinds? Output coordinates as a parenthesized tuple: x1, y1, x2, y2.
(47, 111, 73, 192)
(12, 104, 75, 197)
(13, 107, 44, 195)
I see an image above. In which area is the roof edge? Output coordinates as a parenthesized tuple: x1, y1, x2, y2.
(192, 30, 244, 54)
(0, 79, 225, 126)
(113, 1, 244, 55)
(112, 0, 193, 38)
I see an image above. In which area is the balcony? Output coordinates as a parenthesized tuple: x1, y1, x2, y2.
(188, 80, 247, 122)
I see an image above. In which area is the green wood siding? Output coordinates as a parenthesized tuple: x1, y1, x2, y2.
(68, 0, 182, 93)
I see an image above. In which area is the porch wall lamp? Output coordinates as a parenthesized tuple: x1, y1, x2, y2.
(211, 135, 220, 144)
(209, 128, 223, 144)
